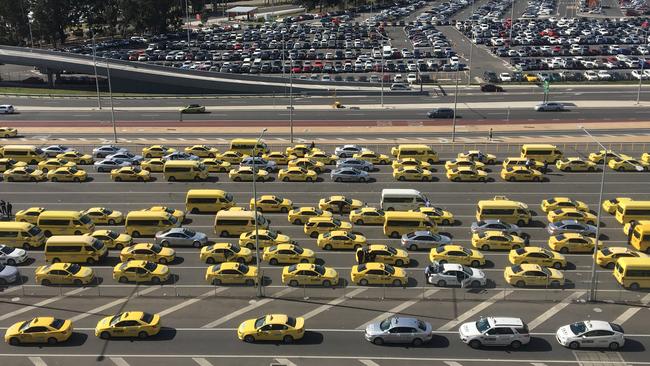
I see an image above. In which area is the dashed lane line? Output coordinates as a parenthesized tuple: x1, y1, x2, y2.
(528, 291, 587, 330)
(111, 357, 130, 366)
(0, 287, 89, 323)
(192, 358, 214, 366)
(68, 286, 159, 323)
(438, 290, 514, 331)
(356, 289, 440, 329)
(444, 362, 463, 366)
(613, 293, 650, 325)
(202, 287, 295, 328)
(300, 288, 367, 321)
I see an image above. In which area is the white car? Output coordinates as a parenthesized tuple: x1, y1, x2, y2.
(425, 262, 486, 288)
(406, 73, 417, 84)
(0, 105, 15, 114)
(556, 321, 625, 350)
(597, 70, 612, 80)
(459, 317, 531, 349)
(42, 145, 74, 158)
(584, 71, 599, 81)
(0, 245, 28, 266)
(499, 73, 512, 82)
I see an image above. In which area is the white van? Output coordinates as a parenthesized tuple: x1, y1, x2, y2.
(380, 189, 430, 211)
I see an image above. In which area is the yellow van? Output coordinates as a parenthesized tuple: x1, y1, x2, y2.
(628, 221, 650, 253)
(213, 210, 269, 237)
(0, 145, 46, 164)
(37, 211, 95, 237)
(476, 196, 531, 226)
(520, 144, 563, 163)
(230, 138, 269, 156)
(44, 235, 108, 264)
(163, 160, 209, 181)
(390, 145, 439, 164)
(0, 221, 46, 249)
(124, 210, 180, 237)
(616, 201, 650, 224)
(185, 189, 235, 214)
(614, 257, 650, 290)
(383, 211, 436, 238)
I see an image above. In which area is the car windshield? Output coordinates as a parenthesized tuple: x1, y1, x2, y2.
(511, 265, 523, 273)
(79, 215, 92, 224)
(141, 313, 154, 324)
(462, 266, 473, 276)
(267, 230, 277, 239)
(91, 239, 104, 251)
(68, 167, 79, 173)
(19, 320, 34, 332)
(347, 233, 357, 240)
(150, 244, 163, 253)
(106, 231, 119, 240)
(109, 315, 122, 326)
(286, 316, 297, 327)
(384, 264, 395, 274)
(254, 316, 267, 329)
(28, 226, 42, 236)
(569, 321, 587, 335)
(541, 267, 552, 276)
(476, 317, 491, 333)
(67, 264, 81, 274)
(379, 317, 393, 331)
(601, 248, 612, 255)
(610, 323, 624, 333)
(314, 265, 326, 275)
(225, 193, 234, 202)
(182, 228, 195, 236)
(332, 218, 341, 226)
(0, 246, 14, 254)
(143, 262, 157, 272)
(237, 263, 249, 273)
(293, 246, 304, 254)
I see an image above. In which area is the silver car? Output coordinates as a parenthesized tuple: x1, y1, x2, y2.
(400, 231, 452, 251)
(0, 245, 28, 266)
(154, 227, 208, 248)
(330, 167, 369, 182)
(106, 152, 143, 164)
(470, 220, 524, 237)
(240, 157, 277, 172)
(0, 263, 19, 285)
(92, 145, 128, 159)
(547, 220, 598, 236)
(365, 316, 433, 346)
(334, 144, 363, 158)
(425, 262, 486, 288)
(42, 145, 73, 158)
(164, 152, 199, 161)
(93, 159, 132, 172)
(459, 317, 531, 349)
(336, 158, 374, 172)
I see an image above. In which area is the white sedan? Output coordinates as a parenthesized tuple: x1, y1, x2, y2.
(499, 73, 512, 82)
(425, 262, 487, 288)
(597, 70, 612, 80)
(0, 245, 28, 266)
(556, 320, 625, 350)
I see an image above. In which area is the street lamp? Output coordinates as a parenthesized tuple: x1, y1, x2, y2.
(451, 66, 460, 142)
(184, 0, 191, 51)
(106, 60, 117, 143)
(27, 10, 34, 49)
(92, 32, 102, 110)
(252, 128, 268, 297)
(289, 56, 294, 144)
(637, 29, 648, 105)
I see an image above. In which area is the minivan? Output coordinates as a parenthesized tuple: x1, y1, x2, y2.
(616, 201, 650, 224)
(230, 138, 269, 156)
(426, 108, 454, 118)
(0, 221, 46, 249)
(476, 197, 531, 226)
(381, 189, 430, 211)
(0, 145, 46, 164)
(390, 145, 439, 164)
(185, 189, 235, 214)
(614, 257, 650, 290)
(383, 211, 436, 238)
(520, 144, 563, 163)
(214, 210, 269, 237)
(37, 211, 95, 237)
(124, 211, 180, 237)
(163, 160, 209, 181)
(45, 235, 108, 264)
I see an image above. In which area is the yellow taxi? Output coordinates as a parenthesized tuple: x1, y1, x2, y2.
(391, 158, 432, 170)
(588, 150, 618, 164)
(262, 151, 297, 165)
(288, 158, 325, 173)
(120, 243, 176, 264)
(305, 150, 338, 165)
(238, 314, 305, 343)
(85, 229, 132, 249)
(200, 158, 231, 173)
(429, 245, 485, 267)
(263, 243, 315, 265)
(392, 167, 433, 181)
(0, 127, 17, 138)
(200, 243, 253, 264)
(218, 150, 246, 164)
(37, 158, 76, 173)
(15, 206, 46, 224)
(523, 73, 539, 82)
(143, 206, 185, 222)
(457, 150, 497, 164)
(353, 150, 390, 164)
(113, 260, 170, 284)
(446, 167, 489, 182)
(81, 207, 123, 225)
(547, 208, 597, 225)
(317, 230, 366, 250)
(35, 263, 95, 285)
(304, 217, 352, 237)
(56, 151, 93, 165)
(282, 263, 339, 287)
(95, 311, 160, 339)
(602, 197, 633, 215)
(287, 206, 332, 225)
(541, 197, 589, 213)
(47, 166, 88, 182)
(285, 144, 312, 158)
(239, 229, 292, 249)
(3, 166, 46, 182)
(444, 158, 486, 171)
(250, 195, 294, 212)
(359, 244, 410, 266)
(184, 145, 219, 158)
(142, 145, 175, 158)
(5, 317, 73, 345)
(409, 206, 454, 225)
(349, 207, 385, 225)
(471, 230, 527, 251)
(318, 195, 364, 213)
(229, 166, 269, 181)
(205, 262, 258, 285)
(608, 157, 649, 172)
(500, 166, 543, 182)
(504, 263, 565, 288)
(596, 247, 648, 269)
(111, 166, 151, 182)
(278, 167, 318, 182)
(350, 262, 407, 286)
(642, 152, 650, 164)
(555, 157, 597, 172)
(502, 157, 544, 169)
(141, 158, 166, 172)
(0, 158, 27, 170)
(548, 233, 600, 254)
(508, 247, 567, 269)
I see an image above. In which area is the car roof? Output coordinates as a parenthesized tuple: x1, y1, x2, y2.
(489, 317, 525, 327)
(584, 320, 614, 331)
(390, 316, 423, 327)
(265, 314, 290, 325)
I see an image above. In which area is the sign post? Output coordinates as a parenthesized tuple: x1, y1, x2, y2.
(543, 80, 550, 103)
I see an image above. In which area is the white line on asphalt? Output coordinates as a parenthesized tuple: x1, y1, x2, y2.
(68, 286, 159, 322)
(438, 290, 514, 331)
(359, 360, 381, 366)
(111, 357, 130, 366)
(192, 357, 214, 366)
(276, 358, 298, 366)
(29, 357, 47, 366)
(531, 363, 549, 366)
(157, 288, 227, 317)
(300, 288, 367, 321)
(201, 287, 295, 328)
(528, 291, 586, 330)
(0, 287, 88, 323)
(613, 293, 650, 325)
(444, 362, 463, 366)
(356, 289, 439, 329)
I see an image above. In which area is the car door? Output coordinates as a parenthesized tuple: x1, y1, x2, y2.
(579, 330, 601, 347)
(134, 248, 154, 261)
(386, 326, 405, 343)
(111, 320, 132, 337)
(303, 270, 319, 285)
(531, 252, 552, 266)
(373, 250, 391, 263)
(494, 327, 515, 345)
(278, 249, 297, 262)
(25, 326, 49, 343)
(136, 267, 152, 282)
(449, 250, 469, 265)
(482, 327, 499, 345)
(442, 270, 459, 286)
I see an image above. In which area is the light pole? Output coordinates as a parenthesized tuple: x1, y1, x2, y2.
(637, 30, 647, 105)
(467, 0, 475, 86)
(27, 10, 34, 49)
(509, 0, 515, 45)
(252, 128, 268, 298)
(451, 66, 460, 142)
(184, 0, 191, 53)
(380, 52, 385, 107)
(289, 57, 294, 143)
(92, 32, 102, 110)
(106, 60, 117, 143)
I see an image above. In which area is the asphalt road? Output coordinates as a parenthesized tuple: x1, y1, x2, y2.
(1, 143, 649, 365)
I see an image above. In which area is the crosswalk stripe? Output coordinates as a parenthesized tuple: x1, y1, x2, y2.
(359, 360, 381, 366)
(110, 357, 130, 366)
(444, 362, 463, 366)
(275, 358, 297, 366)
(613, 293, 650, 325)
(356, 289, 439, 329)
(29, 357, 47, 366)
(192, 357, 213, 366)
(300, 288, 366, 320)
(0, 287, 88, 323)
(438, 290, 513, 331)
(528, 291, 586, 330)
(202, 288, 295, 328)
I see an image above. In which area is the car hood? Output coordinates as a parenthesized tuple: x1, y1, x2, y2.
(78, 266, 94, 278)
(365, 322, 383, 336)
(470, 268, 486, 279)
(0, 265, 18, 277)
(459, 321, 481, 337)
(6, 248, 26, 258)
(5, 321, 25, 337)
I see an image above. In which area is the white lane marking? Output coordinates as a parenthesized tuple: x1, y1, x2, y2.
(438, 290, 514, 331)
(202, 287, 295, 328)
(528, 291, 586, 330)
(613, 293, 650, 325)
(68, 286, 159, 322)
(0, 287, 88, 323)
(531, 363, 549, 366)
(29, 357, 47, 366)
(192, 358, 214, 366)
(276, 359, 298, 366)
(360, 360, 381, 366)
(356, 289, 439, 329)
(157, 288, 226, 317)
(300, 288, 366, 320)
(444, 362, 463, 366)
(111, 357, 130, 366)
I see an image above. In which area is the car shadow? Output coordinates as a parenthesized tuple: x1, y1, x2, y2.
(9, 332, 88, 347)
(244, 330, 324, 345)
(104, 327, 177, 341)
(408, 259, 420, 268)
(167, 256, 185, 265)
(500, 337, 553, 352)
(16, 257, 36, 266)
(375, 334, 449, 348)
(620, 338, 647, 352)
(204, 176, 220, 183)
(482, 260, 496, 269)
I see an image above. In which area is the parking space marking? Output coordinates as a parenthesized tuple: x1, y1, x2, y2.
(572, 349, 627, 366)
(359, 360, 381, 366)
(202, 287, 295, 328)
(300, 288, 366, 321)
(438, 290, 513, 331)
(528, 291, 586, 330)
(0, 287, 89, 323)
(111, 357, 130, 366)
(356, 289, 439, 329)
(276, 358, 298, 366)
(192, 358, 214, 366)
(157, 288, 226, 317)
(29, 357, 47, 366)
(68, 286, 160, 322)
(444, 362, 463, 366)
(613, 293, 650, 325)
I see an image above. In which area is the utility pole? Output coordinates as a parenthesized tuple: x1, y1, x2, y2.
(92, 32, 102, 110)
(252, 128, 268, 298)
(185, 0, 192, 52)
(451, 67, 460, 142)
(106, 60, 117, 143)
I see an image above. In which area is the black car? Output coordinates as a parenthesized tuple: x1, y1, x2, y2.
(480, 84, 504, 92)
(426, 108, 454, 118)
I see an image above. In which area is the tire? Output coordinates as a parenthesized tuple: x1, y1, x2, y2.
(356, 219, 364, 225)
(269, 258, 279, 265)
(569, 341, 580, 350)
(588, 167, 595, 172)
(51, 177, 57, 182)
(481, 244, 490, 251)
(565, 167, 572, 172)
(442, 219, 450, 225)
(159, 258, 167, 264)
(408, 244, 418, 251)
(398, 176, 405, 181)
(335, 177, 342, 182)
(560, 247, 569, 254)
(108, 219, 116, 225)
(372, 337, 384, 345)
(168, 176, 176, 182)
(289, 280, 299, 287)
(100, 331, 111, 339)
(30, 177, 36, 182)
(283, 177, 289, 182)
(517, 220, 526, 227)
(608, 342, 620, 350)
(246, 243, 254, 250)
(212, 279, 222, 286)
(146, 154, 152, 158)
(41, 279, 51, 286)
(306, 177, 313, 182)
(470, 280, 481, 288)
(533, 177, 540, 182)
(553, 262, 563, 269)
(437, 280, 447, 287)
(137, 177, 144, 182)
(7, 259, 15, 266)
(51, 257, 60, 263)
(244, 335, 255, 343)
(220, 231, 229, 237)
(206, 257, 215, 264)
(283, 335, 294, 344)
(9, 337, 20, 346)
(324, 244, 332, 250)
(629, 282, 640, 291)
(73, 279, 82, 286)
(280, 207, 288, 213)
(322, 280, 332, 287)
(359, 177, 366, 183)
(392, 279, 402, 286)
(479, 177, 486, 182)
(132, 231, 141, 238)
(516, 280, 526, 288)
(138, 331, 148, 339)
(471, 260, 480, 268)
(391, 231, 399, 238)
(469, 339, 481, 349)
(73, 177, 80, 183)
(508, 177, 515, 182)
(293, 219, 302, 225)
(151, 277, 161, 285)
(439, 260, 447, 265)
(115, 177, 122, 182)
(453, 177, 460, 182)
(510, 340, 522, 349)
(245, 279, 254, 286)
(395, 259, 404, 266)
(160, 240, 170, 247)
(310, 231, 319, 238)
(192, 241, 201, 248)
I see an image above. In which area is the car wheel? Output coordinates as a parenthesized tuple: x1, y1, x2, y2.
(324, 244, 332, 250)
(437, 280, 447, 287)
(453, 177, 460, 182)
(245, 279, 254, 286)
(516, 280, 526, 288)
(119, 276, 128, 283)
(138, 331, 148, 339)
(372, 337, 384, 345)
(469, 339, 481, 349)
(159, 258, 167, 264)
(160, 240, 169, 247)
(392, 279, 402, 286)
(322, 280, 332, 287)
(442, 219, 450, 225)
(244, 335, 255, 343)
(517, 220, 526, 227)
(510, 340, 522, 349)
(359, 177, 367, 183)
(412, 338, 423, 346)
(629, 282, 640, 291)
(553, 262, 563, 269)
(41, 279, 51, 286)
(508, 177, 515, 182)
(270, 258, 279, 265)
(335, 177, 342, 182)
(391, 231, 399, 238)
(569, 341, 580, 349)
(306, 177, 313, 182)
(151, 277, 161, 285)
(565, 167, 571, 172)
(282, 177, 289, 182)
(292, 219, 302, 225)
(470, 280, 481, 288)
(588, 167, 595, 172)
(398, 176, 405, 181)
(395, 259, 404, 266)
(617, 167, 624, 172)
(146, 154, 152, 158)
(280, 207, 288, 213)
(560, 247, 569, 254)
(609, 342, 620, 350)
(9, 337, 20, 346)
(245, 243, 254, 250)
(479, 177, 486, 182)
(73, 177, 80, 183)
(212, 278, 222, 286)
(221, 231, 229, 237)
(87, 257, 96, 265)
(481, 244, 490, 251)
(289, 280, 299, 287)
(206, 257, 215, 264)
(192, 241, 202, 248)
(408, 244, 418, 251)
(73, 279, 82, 286)
(283, 335, 294, 344)
(51, 177, 57, 182)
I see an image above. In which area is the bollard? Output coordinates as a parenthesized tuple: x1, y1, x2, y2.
(506, 106, 510, 121)
(303, 284, 308, 300)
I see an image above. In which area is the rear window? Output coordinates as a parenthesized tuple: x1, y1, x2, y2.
(610, 323, 624, 333)
(50, 319, 65, 330)
(515, 248, 526, 255)
(141, 313, 154, 324)
(515, 324, 529, 334)
(286, 317, 297, 327)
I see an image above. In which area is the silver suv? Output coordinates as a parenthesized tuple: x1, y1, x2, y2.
(365, 316, 433, 346)
(459, 317, 530, 349)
